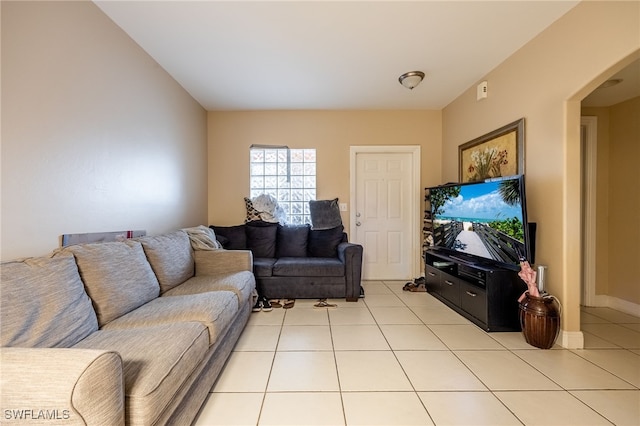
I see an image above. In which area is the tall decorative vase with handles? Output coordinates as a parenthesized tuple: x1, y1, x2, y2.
(519, 292, 561, 349)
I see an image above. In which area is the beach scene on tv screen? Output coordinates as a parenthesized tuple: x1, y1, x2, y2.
(431, 179, 526, 263)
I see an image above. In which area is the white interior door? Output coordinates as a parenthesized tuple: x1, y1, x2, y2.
(350, 147, 420, 280)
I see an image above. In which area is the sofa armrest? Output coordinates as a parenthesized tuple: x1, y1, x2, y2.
(0, 347, 124, 425)
(337, 242, 363, 301)
(194, 249, 253, 276)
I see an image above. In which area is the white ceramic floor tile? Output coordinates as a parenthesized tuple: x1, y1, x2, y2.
(248, 308, 286, 326)
(361, 282, 394, 295)
(362, 280, 386, 285)
(283, 307, 329, 325)
(411, 306, 471, 325)
(621, 323, 640, 332)
(454, 350, 561, 390)
(203, 282, 639, 425)
(368, 306, 422, 324)
(582, 307, 640, 323)
(495, 390, 612, 425)
(194, 392, 263, 426)
(277, 325, 333, 351)
(581, 323, 640, 348)
(267, 351, 339, 391)
(379, 324, 448, 350)
(582, 331, 622, 349)
(212, 351, 274, 392)
(328, 308, 376, 325)
(397, 292, 443, 307)
(335, 351, 413, 391)
(326, 298, 364, 308)
(580, 311, 612, 324)
(571, 349, 640, 387)
(342, 392, 434, 425)
(362, 294, 405, 307)
(395, 351, 486, 391)
(233, 325, 281, 351)
(331, 325, 390, 351)
(428, 325, 505, 350)
(514, 349, 635, 390)
(259, 392, 344, 425)
(570, 390, 640, 426)
(419, 391, 521, 425)
(487, 331, 532, 349)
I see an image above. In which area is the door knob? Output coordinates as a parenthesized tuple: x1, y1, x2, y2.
(356, 212, 361, 217)
(356, 221, 361, 226)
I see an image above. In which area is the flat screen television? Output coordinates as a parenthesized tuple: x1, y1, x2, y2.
(427, 175, 531, 270)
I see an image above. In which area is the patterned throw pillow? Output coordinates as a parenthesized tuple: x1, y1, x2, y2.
(244, 197, 262, 223)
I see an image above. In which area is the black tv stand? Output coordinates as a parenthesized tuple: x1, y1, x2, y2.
(424, 249, 526, 332)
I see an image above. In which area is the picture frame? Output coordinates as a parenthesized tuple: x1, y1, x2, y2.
(458, 118, 525, 182)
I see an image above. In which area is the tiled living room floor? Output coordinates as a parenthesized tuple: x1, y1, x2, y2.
(194, 280, 640, 425)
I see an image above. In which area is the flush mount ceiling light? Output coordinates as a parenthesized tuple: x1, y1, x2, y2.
(398, 71, 425, 90)
(597, 78, 623, 89)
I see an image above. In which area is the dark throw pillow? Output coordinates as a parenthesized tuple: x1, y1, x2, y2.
(210, 225, 246, 250)
(245, 221, 278, 258)
(276, 224, 310, 258)
(309, 198, 342, 230)
(308, 225, 345, 258)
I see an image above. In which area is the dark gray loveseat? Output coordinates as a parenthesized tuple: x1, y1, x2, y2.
(211, 221, 363, 301)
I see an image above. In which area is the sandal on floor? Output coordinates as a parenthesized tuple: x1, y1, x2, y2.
(314, 299, 337, 309)
(403, 282, 417, 291)
(270, 299, 283, 308)
(409, 283, 427, 292)
(282, 299, 295, 309)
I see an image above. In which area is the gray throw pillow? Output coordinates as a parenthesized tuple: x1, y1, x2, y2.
(309, 198, 342, 230)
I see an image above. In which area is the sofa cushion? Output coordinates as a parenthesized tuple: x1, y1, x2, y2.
(308, 225, 345, 258)
(253, 258, 277, 277)
(138, 231, 194, 294)
(210, 225, 246, 250)
(62, 241, 160, 327)
(309, 198, 342, 230)
(163, 271, 255, 305)
(276, 224, 309, 257)
(74, 323, 208, 426)
(245, 221, 278, 258)
(102, 291, 238, 345)
(0, 254, 98, 348)
(273, 257, 345, 277)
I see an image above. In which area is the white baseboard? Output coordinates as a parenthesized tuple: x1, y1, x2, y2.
(586, 295, 640, 317)
(560, 330, 584, 349)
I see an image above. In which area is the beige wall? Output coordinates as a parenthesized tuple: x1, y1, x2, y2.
(1, 1, 208, 260)
(442, 1, 639, 338)
(607, 97, 639, 303)
(207, 110, 442, 232)
(583, 97, 640, 305)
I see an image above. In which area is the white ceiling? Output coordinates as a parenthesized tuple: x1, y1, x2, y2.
(95, 0, 584, 110)
(582, 59, 640, 107)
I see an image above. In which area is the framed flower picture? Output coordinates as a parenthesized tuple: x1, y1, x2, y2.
(459, 118, 525, 182)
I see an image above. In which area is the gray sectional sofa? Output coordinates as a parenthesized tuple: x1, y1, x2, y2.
(0, 230, 255, 425)
(211, 221, 363, 301)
